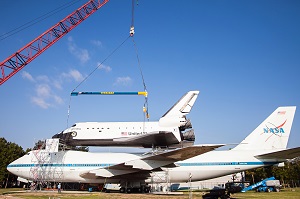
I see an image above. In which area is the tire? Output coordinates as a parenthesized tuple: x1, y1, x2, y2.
(119, 187, 125, 193)
(144, 187, 150, 193)
(126, 188, 132, 193)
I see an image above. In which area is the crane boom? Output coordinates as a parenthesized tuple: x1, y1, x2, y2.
(0, 0, 109, 86)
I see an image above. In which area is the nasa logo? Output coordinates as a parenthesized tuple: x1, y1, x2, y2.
(263, 128, 285, 134)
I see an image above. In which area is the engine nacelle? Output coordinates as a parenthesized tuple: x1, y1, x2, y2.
(273, 162, 285, 167)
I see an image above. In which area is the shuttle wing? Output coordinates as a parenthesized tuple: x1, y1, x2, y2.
(80, 144, 223, 179)
(255, 147, 300, 159)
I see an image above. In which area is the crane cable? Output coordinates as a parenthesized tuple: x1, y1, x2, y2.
(66, 35, 131, 128)
(66, 0, 149, 127)
(0, 0, 84, 41)
(130, 0, 149, 122)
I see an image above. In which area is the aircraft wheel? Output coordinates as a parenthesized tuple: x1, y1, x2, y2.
(119, 187, 125, 193)
(275, 188, 280, 192)
(144, 187, 150, 193)
(126, 188, 132, 193)
(266, 188, 271, 192)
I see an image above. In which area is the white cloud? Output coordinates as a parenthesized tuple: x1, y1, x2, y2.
(67, 36, 90, 63)
(53, 80, 63, 90)
(70, 69, 84, 82)
(36, 75, 50, 82)
(114, 76, 132, 86)
(30, 82, 65, 109)
(97, 62, 112, 72)
(53, 95, 64, 105)
(22, 68, 87, 109)
(21, 71, 35, 82)
(31, 96, 51, 109)
(91, 40, 102, 47)
(36, 84, 51, 98)
(62, 69, 84, 82)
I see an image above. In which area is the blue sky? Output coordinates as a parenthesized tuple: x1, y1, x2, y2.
(0, 0, 299, 151)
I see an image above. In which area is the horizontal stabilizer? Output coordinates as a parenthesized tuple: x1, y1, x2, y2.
(80, 144, 223, 179)
(256, 147, 300, 159)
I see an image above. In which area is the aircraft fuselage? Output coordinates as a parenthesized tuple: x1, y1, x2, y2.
(7, 150, 281, 184)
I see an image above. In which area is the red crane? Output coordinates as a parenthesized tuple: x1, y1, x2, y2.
(0, 0, 109, 86)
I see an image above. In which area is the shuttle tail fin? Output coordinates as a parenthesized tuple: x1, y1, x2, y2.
(233, 106, 296, 151)
(159, 91, 199, 127)
(158, 91, 199, 144)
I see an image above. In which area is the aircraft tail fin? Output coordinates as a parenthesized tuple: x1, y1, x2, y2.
(159, 91, 199, 127)
(233, 106, 296, 151)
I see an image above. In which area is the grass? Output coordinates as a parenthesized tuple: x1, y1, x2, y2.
(232, 188, 300, 199)
(1, 188, 300, 199)
(0, 187, 23, 194)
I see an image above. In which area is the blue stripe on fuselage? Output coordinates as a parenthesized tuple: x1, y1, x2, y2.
(7, 162, 276, 168)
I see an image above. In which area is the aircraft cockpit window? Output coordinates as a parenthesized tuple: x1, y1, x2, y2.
(72, 124, 76, 127)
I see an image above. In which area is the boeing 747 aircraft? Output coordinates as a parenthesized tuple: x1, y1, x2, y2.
(53, 91, 199, 148)
(8, 106, 300, 193)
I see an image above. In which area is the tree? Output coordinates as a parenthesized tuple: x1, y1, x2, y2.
(0, 137, 25, 188)
(245, 159, 300, 187)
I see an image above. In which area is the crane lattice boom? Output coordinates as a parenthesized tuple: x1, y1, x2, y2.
(0, 0, 109, 85)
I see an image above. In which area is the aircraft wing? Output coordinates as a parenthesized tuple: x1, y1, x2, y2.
(255, 147, 300, 159)
(80, 144, 223, 179)
(113, 131, 180, 148)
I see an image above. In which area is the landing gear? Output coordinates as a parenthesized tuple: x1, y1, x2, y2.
(119, 187, 126, 193)
(119, 185, 151, 194)
(126, 187, 132, 193)
(144, 186, 150, 193)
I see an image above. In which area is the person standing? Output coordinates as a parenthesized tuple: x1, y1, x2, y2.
(57, 183, 61, 193)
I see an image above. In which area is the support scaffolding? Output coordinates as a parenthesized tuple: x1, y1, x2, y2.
(150, 169, 170, 193)
(29, 139, 64, 189)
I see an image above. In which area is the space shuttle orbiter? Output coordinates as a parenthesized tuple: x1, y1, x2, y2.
(52, 91, 199, 148)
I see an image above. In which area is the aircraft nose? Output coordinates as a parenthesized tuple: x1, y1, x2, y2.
(52, 131, 63, 139)
(7, 162, 15, 174)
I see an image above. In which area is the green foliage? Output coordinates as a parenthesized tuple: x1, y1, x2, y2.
(0, 137, 25, 187)
(32, 140, 45, 150)
(245, 159, 300, 187)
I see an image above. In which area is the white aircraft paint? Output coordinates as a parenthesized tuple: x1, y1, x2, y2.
(7, 106, 300, 186)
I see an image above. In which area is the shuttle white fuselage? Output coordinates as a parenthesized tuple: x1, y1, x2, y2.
(53, 91, 199, 148)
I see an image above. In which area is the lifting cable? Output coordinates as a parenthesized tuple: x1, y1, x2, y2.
(130, 0, 150, 122)
(66, 0, 149, 127)
(66, 35, 131, 128)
